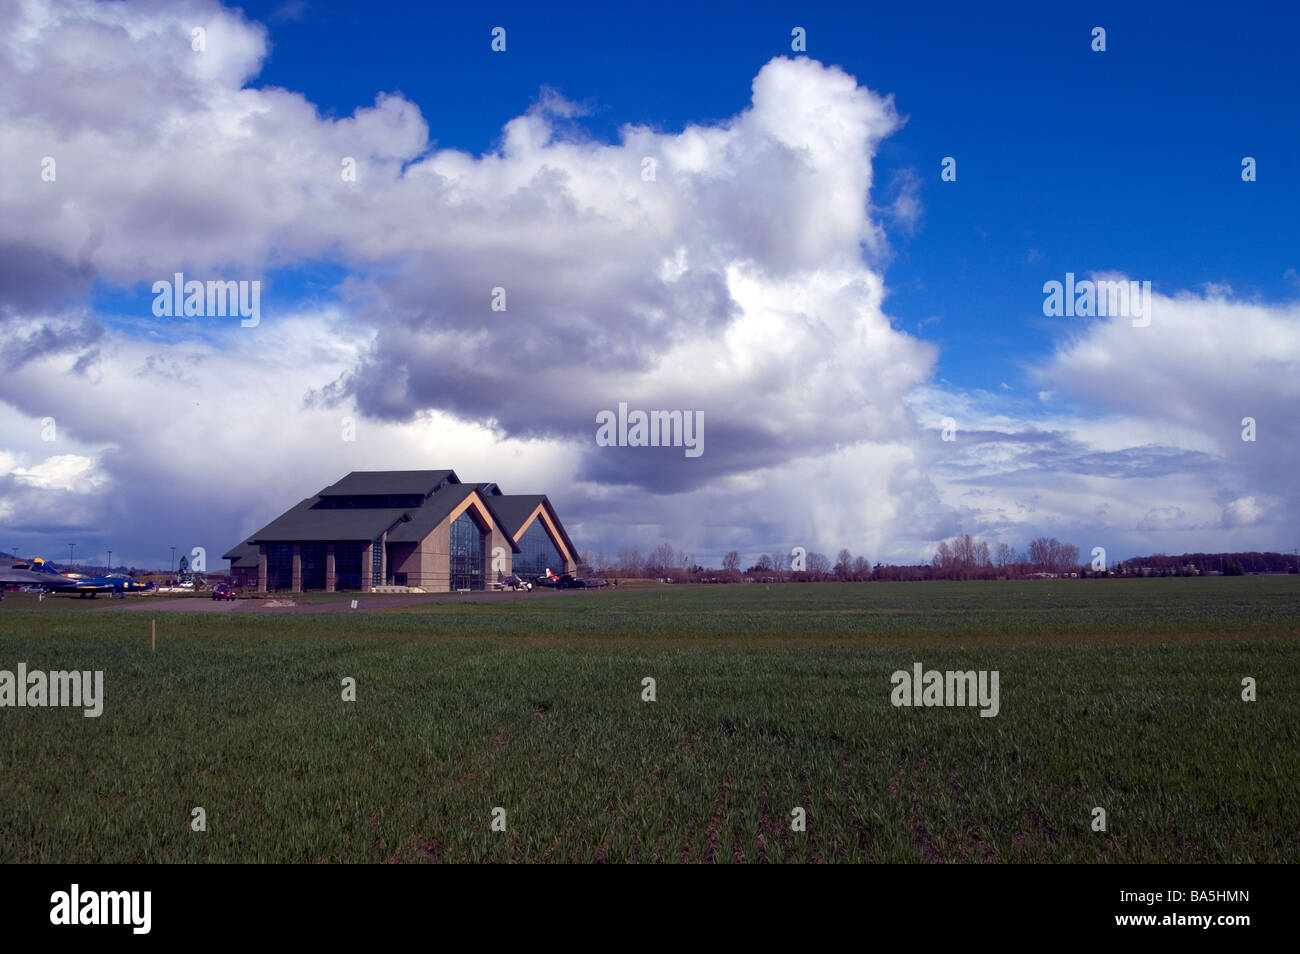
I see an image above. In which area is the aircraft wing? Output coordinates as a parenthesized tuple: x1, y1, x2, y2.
(0, 567, 73, 587)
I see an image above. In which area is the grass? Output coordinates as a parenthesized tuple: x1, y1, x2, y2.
(1, 577, 1297, 863)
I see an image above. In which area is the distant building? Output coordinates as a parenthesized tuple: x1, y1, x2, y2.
(222, 470, 577, 592)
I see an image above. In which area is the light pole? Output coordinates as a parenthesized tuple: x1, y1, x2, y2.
(170, 546, 176, 574)
(67, 543, 76, 567)
(107, 550, 113, 574)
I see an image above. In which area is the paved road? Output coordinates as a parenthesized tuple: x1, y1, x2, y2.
(99, 589, 589, 613)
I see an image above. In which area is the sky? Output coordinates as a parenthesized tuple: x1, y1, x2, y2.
(1, 0, 1298, 570)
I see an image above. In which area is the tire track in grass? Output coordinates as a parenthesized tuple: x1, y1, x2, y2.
(822, 779, 848, 861)
(908, 760, 942, 863)
(841, 747, 873, 861)
(801, 774, 821, 863)
(756, 772, 774, 864)
(386, 716, 519, 863)
(594, 765, 661, 863)
(949, 766, 999, 863)
(538, 722, 632, 862)
(700, 769, 732, 864)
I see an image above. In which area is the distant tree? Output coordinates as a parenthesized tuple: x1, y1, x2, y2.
(951, 534, 976, 569)
(722, 551, 741, 572)
(994, 542, 1014, 568)
(618, 547, 643, 574)
(1028, 537, 1053, 571)
(852, 555, 870, 577)
(649, 543, 675, 572)
(756, 553, 774, 571)
(835, 549, 853, 579)
(807, 552, 831, 576)
(932, 541, 953, 571)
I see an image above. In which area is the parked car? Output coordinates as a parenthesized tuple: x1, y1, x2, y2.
(212, 582, 237, 601)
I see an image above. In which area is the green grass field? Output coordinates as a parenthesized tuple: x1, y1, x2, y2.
(2, 577, 1297, 863)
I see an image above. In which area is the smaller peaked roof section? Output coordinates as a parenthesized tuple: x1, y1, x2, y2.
(387, 484, 519, 551)
(485, 494, 578, 563)
(318, 469, 459, 497)
(484, 495, 546, 537)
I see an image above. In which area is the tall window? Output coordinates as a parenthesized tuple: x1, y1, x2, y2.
(334, 543, 364, 591)
(513, 519, 565, 578)
(300, 544, 327, 591)
(266, 544, 293, 591)
(449, 511, 486, 590)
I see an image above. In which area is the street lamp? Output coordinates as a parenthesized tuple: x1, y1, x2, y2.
(67, 543, 76, 566)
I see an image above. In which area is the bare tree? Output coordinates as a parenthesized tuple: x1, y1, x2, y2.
(933, 540, 953, 570)
(1059, 543, 1080, 571)
(618, 546, 643, 574)
(1028, 537, 1053, 571)
(756, 553, 774, 571)
(835, 548, 853, 578)
(994, 542, 1014, 568)
(648, 543, 675, 572)
(722, 551, 741, 572)
(807, 552, 831, 576)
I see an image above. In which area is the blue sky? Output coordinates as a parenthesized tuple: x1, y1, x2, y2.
(1, 0, 1298, 569)
(229, 0, 1299, 389)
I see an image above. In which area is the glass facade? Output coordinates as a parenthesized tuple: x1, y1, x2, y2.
(266, 544, 293, 591)
(449, 511, 486, 590)
(513, 519, 565, 578)
(371, 537, 384, 588)
(334, 543, 364, 591)
(300, 544, 327, 591)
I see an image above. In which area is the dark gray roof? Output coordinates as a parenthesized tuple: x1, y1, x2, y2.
(484, 495, 545, 536)
(221, 542, 260, 568)
(485, 494, 578, 560)
(225, 474, 526, 556)
(243, 498, 408, 543)
(387, 484, 517, 550)
(318, 470, 458, 497)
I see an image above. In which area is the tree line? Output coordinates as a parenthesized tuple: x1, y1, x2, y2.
(579, 535, 1095, 582)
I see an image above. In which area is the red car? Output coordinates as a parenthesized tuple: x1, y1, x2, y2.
(212, 582, 237, 601)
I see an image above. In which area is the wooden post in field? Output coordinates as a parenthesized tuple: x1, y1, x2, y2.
(151, 619, 155, 652)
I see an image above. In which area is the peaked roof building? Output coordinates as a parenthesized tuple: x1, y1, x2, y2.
(222, 469, 576, 592)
